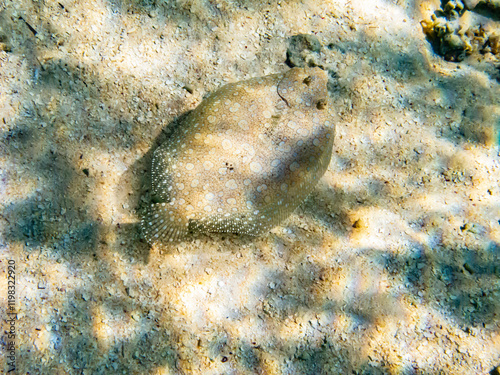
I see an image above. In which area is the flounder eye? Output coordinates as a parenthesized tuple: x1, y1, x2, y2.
(303, 76, 312, 85)
(316, 99, 327, 110)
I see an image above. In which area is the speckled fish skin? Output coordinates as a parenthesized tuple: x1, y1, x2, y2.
(141, 67, 335, 244)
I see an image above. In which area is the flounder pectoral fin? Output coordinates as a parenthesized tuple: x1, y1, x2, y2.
(140, 202, 189, 245)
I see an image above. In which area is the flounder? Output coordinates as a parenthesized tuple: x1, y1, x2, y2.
(141, 67, 335, 244)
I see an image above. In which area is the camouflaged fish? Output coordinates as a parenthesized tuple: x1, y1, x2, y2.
(141, 67, 336, 244)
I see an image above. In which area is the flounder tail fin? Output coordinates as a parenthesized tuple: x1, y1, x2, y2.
(140, 203, 189, 245)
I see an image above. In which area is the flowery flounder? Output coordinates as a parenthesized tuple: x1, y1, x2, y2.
(141, 67, 335, 244)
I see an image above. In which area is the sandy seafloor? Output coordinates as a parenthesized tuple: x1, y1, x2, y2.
(1, 0, 500, 373)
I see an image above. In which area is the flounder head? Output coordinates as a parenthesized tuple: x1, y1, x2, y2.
(277, 67, 329, 110)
